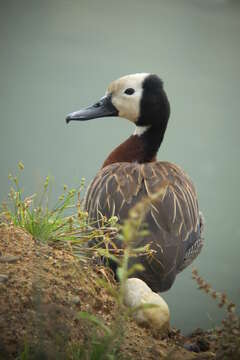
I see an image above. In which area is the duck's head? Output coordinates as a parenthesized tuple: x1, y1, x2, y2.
(66, 73, 170, 131)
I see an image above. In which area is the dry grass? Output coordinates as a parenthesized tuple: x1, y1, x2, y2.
(192, 268, 240, 359)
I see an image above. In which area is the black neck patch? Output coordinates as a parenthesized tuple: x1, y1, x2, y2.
(136, 74, 171, 158)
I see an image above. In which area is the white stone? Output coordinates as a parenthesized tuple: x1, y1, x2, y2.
(123, 278, 170, 333)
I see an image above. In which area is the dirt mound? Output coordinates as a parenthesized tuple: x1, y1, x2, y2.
(0, 225, 215, 359)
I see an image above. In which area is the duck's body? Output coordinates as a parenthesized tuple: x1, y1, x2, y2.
(66, 73, 204, 292)
(84, 161, 203, 292)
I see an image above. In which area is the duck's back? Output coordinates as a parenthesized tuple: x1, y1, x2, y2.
(84, 161, 204, 292)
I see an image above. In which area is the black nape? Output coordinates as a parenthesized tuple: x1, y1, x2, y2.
(136, 74, 171, 160)
(137, 74, 170, 128)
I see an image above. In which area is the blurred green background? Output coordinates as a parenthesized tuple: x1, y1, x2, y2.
(1, 0, 240, 333)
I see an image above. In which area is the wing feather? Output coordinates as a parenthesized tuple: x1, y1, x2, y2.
(84, 161, 203, 292)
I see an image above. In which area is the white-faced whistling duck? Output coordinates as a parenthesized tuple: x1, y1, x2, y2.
(66, 73, 204, 292)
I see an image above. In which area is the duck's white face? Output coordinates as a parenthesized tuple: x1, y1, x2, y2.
(107, 73, 149, 123)
(66, 72, 168, 129)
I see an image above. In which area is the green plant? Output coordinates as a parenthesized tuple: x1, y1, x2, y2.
(68, 208, 148, 360)
(17, 342, 30, 360)
(1, 162, 83, 243)
(0, 162, 117, 249)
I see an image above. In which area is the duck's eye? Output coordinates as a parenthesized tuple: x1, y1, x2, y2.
(124, 88, 135, 95)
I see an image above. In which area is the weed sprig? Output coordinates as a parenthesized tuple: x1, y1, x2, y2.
(192, 268, 240, 359)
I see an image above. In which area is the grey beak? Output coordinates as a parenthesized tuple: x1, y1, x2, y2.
(66, 95, 118, 123)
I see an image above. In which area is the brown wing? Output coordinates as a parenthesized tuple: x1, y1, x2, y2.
(84, 161, 204, 292)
